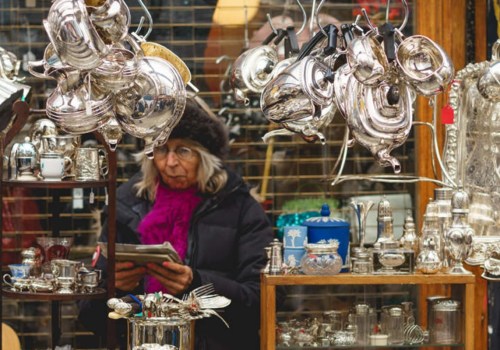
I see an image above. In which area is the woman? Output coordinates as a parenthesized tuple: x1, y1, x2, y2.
(79, 98, 274, 349)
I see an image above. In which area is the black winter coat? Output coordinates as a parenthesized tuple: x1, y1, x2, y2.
(79, 169, 274, 350)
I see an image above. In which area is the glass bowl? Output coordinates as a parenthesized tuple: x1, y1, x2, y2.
(35, 236, 73, 262)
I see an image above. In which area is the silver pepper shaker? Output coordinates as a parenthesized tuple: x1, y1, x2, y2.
(376, 196, 396, 245)
(269, 239, 283, 275)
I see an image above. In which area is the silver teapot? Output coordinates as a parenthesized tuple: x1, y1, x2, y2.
(230, 31, 281, 105)
(345, 78, 414, 173)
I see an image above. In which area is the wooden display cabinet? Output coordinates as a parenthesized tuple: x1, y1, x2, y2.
(0, 100, 117, 348)
(260, 273, 475, 349)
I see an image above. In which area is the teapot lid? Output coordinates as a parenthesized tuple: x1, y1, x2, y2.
(302, 204, 349, 227)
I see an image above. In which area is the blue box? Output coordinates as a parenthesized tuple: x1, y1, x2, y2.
(283, 247, 306, 268)
(283, 225, 308, 248)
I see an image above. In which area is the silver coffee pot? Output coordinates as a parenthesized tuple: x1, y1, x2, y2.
(10, 137, 39, 181)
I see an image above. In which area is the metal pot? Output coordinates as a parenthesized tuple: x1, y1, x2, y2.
(128, 316, 192, 350)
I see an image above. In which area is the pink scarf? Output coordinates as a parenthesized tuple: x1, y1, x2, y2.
(137, 182, 202, 293)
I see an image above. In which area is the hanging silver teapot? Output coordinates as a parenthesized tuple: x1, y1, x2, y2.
(230, 31, 282, 105)
(346, 77, 413, 173)
(46, 78, 114, 134)
(261, 54, 334, 122)
(114, 56, 186, 157)
(346, 32, 390, 86)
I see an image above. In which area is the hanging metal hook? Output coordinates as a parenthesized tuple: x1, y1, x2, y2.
(266, 13, 278, 35)
(266, 0, 307, 36)
(360, 8, 377, 33)
(134, 0, 153, 41)
(384, 0, 409, 32)
(295, 0, 307, 36)
(398, 0, 409, 32)
(315, 0, 328, 37)
(385, 0, 392, 23)
(244, 5, 249, 49)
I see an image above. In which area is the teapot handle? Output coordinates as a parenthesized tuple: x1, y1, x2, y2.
(323, 25, 339, 56)
(296, 24, 336, 61)
(379, 22, 396, 62)
(341, 24, 355, 46)
(284, 27, 300, 59)
(261, 29, 280, 46)
(27, 60, 54, 80)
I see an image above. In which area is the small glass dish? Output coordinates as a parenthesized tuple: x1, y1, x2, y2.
(300, 242, 343, 275)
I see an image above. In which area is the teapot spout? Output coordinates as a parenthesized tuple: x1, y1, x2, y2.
(233, 88, 249, 106)
(376, 149, 401, 174)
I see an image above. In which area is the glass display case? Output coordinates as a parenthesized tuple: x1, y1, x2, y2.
(260, 273, 475, 349)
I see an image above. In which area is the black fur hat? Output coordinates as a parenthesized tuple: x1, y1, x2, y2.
(170, 98, 230, 159)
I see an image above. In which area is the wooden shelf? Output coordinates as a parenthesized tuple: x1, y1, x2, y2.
(2, 287, 106, 301)
(2, 179, 109, 188)
(261, 272, 476, 286)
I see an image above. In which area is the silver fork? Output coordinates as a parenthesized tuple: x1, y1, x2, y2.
(191, 283, 215, 298)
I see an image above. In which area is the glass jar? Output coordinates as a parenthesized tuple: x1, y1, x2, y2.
(351, 249, 373, 274)
(300, 242, 343, 275)
(429, 299, 462, 344)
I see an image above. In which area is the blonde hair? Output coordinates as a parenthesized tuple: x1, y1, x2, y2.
(133, 140, 228, 202)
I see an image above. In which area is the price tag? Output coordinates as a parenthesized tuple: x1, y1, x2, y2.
(441, 104, 454, 124)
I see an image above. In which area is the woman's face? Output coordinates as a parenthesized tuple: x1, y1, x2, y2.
(153, 139, 200, 190)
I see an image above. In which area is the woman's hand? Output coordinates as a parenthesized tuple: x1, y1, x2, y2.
(115, 261, 146, 291)
(146, 261, 193, 295)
